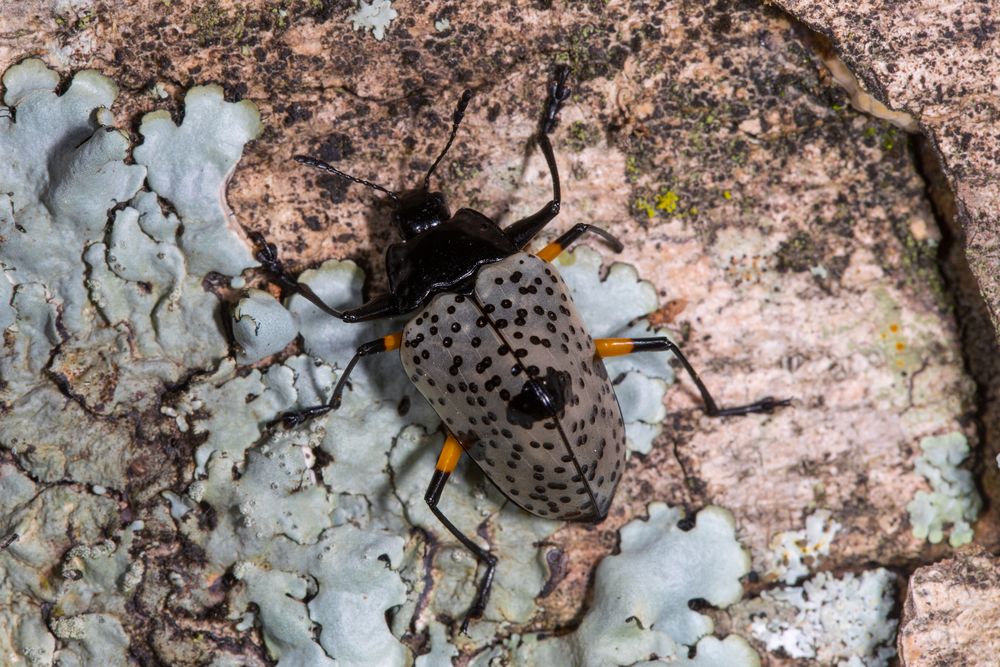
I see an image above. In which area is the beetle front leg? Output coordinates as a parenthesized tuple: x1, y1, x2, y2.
(595, 337, 792, 417)
(503, 66, 571, 250)
(271, 332, 403, 427)
(250, 231, 400, 322)
(425, 434, 497, 634)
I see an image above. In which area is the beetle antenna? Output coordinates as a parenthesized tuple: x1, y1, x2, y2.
(293, 155, 399, 203)
(424, 89, 473, 191)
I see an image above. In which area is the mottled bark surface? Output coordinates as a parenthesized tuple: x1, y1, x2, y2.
(1, 0, 996, 665)
(770, 0, 1000, 343)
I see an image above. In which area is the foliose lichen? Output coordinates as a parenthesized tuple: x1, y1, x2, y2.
(0, 58, 746, 665)
(477, 504, 760, 667)
(762, 509, 841, 585)
(906, 431, 980, 547)
(349, 0, 398, 41)
(231, 289, 299, 364)
(1, 58, 259, 664)
(750, 569, 898, 667)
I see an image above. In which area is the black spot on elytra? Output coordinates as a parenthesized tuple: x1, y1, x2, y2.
(506, 367, 573, 428)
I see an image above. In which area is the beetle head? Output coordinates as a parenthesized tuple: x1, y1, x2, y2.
(389, 88, 473, 239)
(392, 188, 451, 239)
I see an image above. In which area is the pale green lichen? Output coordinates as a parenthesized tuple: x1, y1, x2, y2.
(229, 524, 408, 667)
(415, 621, 459, 667)
(133, 85, 261, 277)
(1, 59, 751, 665)
(51, 614, 129, 666)
(0, 463, 120, 666)
(232, 289, 299, 363)
(482, 504, 759, 667)
(0, 59, 261, 664)
(1, 60, 258, 489)
(750, 569, 898, 667)
(763, 509, 841, 584)
(171, 353, 411, 665)
(906, 431, 980, 547)
(349, 0, 398, 41)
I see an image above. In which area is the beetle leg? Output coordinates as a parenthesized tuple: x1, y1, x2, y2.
(250, 231, 400, 322)
(541, 64, 572, 134)
(425, 433, 498, 634)
(594, 337, 792, 417)
(503, 67, 571, 250)
(536, 223, 624, 262)
(335, 294, 401, 323)
(270, 332, 402, 427)
(503, 133, 561, 249)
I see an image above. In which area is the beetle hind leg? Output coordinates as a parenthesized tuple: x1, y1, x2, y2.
(595, 337, 792, 417)
(425, 434, 498, 634)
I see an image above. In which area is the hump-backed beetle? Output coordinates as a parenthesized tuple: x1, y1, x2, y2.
(252, 66, 789, 631)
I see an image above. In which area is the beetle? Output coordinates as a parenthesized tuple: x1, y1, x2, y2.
(252, 66, 789, 631)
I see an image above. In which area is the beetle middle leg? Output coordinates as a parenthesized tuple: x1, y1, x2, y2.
(425, 433, 497, 634)
(536, 223, 624, 262)
(595, 337, 792, 416)
(250, 231, 400, 323)
(270, 332, 402, 427)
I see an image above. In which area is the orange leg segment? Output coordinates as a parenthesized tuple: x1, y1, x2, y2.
(594, 337, 635, 358)
(435, 433, 464, 473)
(383, 331, 403, 352)
(536, 241, 565, 263)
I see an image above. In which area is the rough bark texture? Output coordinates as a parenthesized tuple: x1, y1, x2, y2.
(0, 0, 996, 665)
(768, 0, 1000, 344)
(899, 549, 1000, 667)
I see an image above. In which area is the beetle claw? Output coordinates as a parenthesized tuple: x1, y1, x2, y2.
(459, 608, 482, 636)
(250, 231, 281, 269)
(760, 396, 793, 413)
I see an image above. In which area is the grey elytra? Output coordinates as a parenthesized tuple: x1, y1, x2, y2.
(401, 252, 625, 521)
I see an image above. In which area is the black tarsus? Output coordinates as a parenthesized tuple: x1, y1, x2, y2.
(293, 155, 399, 203)
(268, 336, 393, 427)
(425, 467, 497, 634)
(625, 337, 792, 416)
(503, 66, 572, 249)
(425, 89, 474, 191)
(250, 231, 400, 323)
(541, 64, 571, 134)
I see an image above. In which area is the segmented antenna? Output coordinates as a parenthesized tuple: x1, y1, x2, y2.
(293, 155, 399, 202)
(424, 89, 474, 191)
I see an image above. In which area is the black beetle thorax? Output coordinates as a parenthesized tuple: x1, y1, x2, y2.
(385, 209, 517, 312)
